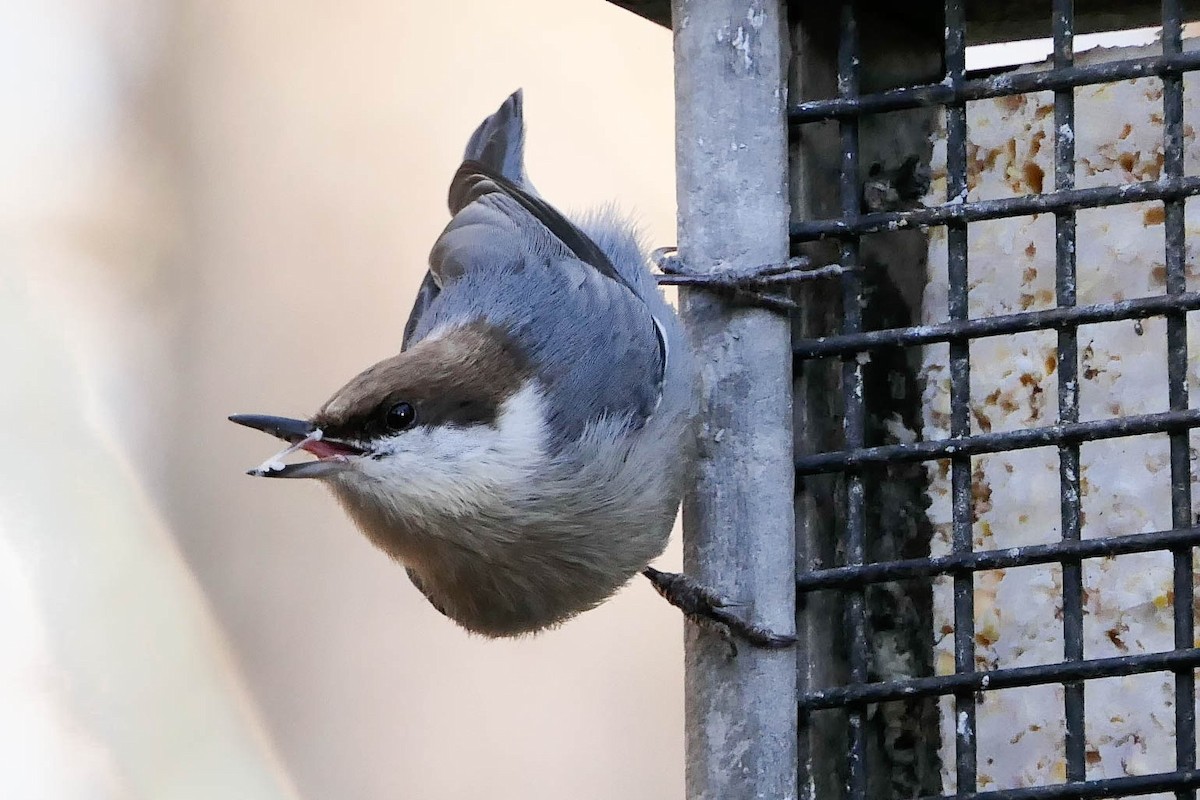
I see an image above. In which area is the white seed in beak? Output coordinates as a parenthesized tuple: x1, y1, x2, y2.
(250, 429, 325, 476)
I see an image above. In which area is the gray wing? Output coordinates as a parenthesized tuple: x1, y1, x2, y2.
(403, 91, 664, 444)
(461, 89, 530, 190)
(401, 272, 440, 351)
(413, 164, 665, 447)
(402, 90, 539, 352)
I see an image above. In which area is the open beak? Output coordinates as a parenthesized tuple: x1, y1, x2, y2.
(229, 414, 362, 479)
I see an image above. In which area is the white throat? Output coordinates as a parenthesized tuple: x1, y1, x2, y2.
(339, 380, 548, 519)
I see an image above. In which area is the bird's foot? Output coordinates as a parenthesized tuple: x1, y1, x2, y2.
(642, 567, 796, 656)
(651, 247, 846, 312)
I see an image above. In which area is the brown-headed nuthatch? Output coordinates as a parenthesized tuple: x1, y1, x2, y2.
(231, 91, 793, 650)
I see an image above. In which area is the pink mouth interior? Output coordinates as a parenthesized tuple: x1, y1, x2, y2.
(302, 440, 357, 459)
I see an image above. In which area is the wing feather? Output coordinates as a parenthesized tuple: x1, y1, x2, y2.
(403, 94, 666, 446)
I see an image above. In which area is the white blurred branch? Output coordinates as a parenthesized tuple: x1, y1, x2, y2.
(0, 273, 301, 800)
(0, 1, 299, 797)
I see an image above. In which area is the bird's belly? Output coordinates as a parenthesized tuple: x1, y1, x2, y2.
(408, 505, 674, 637)
(332, 404, 691, 637)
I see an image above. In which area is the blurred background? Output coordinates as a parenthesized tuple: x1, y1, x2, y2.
(1, 2, 682, 798)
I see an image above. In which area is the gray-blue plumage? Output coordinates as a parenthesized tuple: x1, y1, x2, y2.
(404, 90, 672, 449)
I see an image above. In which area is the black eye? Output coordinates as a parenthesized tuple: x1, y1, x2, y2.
(384, 401, 416, 432)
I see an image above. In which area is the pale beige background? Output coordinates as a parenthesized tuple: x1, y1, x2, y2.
(3, 1, 682, 798)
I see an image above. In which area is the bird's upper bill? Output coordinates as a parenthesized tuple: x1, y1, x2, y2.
(228, 414, 362, 479)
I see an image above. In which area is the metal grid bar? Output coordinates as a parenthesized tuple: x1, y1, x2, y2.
(1051, 0, 1086, 785)
(802, 648, 1200, 709)
(1162, 3, 1198, 798)
(795, 408, 1200, 474)
(916, 770, 1200, 800)
(943, 1, 977, 791)
(837, 3, 870, 797)
(789, 50, 1200, 123)
(788, 0, 1200, 797)
(791, 176, 1200, 241)
(792, 292, 1200, 359)
(796, 526, 1200, 591)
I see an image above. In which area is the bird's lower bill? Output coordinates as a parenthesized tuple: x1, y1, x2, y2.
(252, 438, 359, 479)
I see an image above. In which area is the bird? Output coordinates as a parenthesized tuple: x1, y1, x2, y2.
(231, 90, 793, 650)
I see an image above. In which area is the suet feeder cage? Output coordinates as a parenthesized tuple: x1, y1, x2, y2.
(608, 1, 1200, 798)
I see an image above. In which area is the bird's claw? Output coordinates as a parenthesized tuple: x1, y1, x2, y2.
(650, 248, 846, 312)
(642, 567, 796, 657)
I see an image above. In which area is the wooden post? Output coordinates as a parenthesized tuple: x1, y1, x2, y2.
(671, 2, 798, 798)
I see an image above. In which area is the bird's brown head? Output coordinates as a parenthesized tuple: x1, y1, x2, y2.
(230, 321, 544, 496)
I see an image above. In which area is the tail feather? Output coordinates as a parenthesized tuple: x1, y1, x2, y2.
(461, 89, 529, 189)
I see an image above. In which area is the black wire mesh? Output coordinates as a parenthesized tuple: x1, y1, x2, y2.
(790, 1, 1200, 798)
